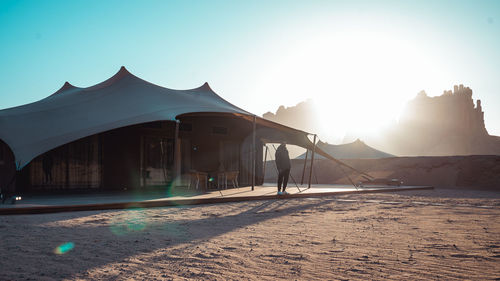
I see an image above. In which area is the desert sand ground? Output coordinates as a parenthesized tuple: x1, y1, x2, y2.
(1, 188, 499, 280)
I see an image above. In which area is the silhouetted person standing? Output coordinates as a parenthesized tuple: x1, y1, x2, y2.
(275, 142, 291, 195)
(42, 153, 53, 184)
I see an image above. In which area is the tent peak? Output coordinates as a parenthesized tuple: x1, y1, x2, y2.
(119, 66, 130, 73)
(198, 82, 213, 91)
(85, 66, 134, 91)
(61, 81, 76, 90)
(114, 66, 132, 77)
(187, 82, 215, 93)
(51, 81, 78, 96)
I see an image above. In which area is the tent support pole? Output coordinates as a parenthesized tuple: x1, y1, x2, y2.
(173, 121, 180, 185)
(251, 116, 256, 191)
(140, 136, 144, 187)
(262, 145, 268, 181)
(308, 134, 316, 189)
(301, 149, 309, 185)
(65, 146, 70, 188)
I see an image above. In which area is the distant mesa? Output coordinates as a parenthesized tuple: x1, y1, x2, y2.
(295, 139, 394, 159)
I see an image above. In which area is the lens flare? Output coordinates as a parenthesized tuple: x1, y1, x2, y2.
(54, 242, 74, 254)
(110, 208, 148, 236)
(165, 176, 203, 201)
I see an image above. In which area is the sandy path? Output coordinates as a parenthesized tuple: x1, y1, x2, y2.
(1, 189, 499, 280)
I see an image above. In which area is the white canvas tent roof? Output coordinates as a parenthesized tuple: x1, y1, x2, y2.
(0, 67, 317, 169)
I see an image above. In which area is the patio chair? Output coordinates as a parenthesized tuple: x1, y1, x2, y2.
(224, 171, 239, 189)
(216, 172, 227, 189)
(187, 171, 208, 190)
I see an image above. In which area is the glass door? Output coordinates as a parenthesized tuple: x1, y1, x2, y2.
(141, 136, 174, 187)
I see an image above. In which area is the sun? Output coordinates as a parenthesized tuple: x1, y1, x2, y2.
(257, 28, 447, 143)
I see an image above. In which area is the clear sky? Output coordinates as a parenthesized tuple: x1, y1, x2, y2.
(1, 0, 499, 140)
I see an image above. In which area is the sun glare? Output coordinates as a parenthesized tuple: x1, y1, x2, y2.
(258, 27, 447, 143)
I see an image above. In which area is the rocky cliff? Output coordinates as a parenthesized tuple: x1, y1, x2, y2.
(383, 85, 500, 156)
(262, 100, 319, 134)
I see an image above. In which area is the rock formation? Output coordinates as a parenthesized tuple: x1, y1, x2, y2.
(402, 85, 486, 137)
(382, 85, 500, 156)
(262, 99, 320, 134)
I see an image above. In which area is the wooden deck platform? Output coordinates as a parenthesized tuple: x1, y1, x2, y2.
(0, 184, 433, 215)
